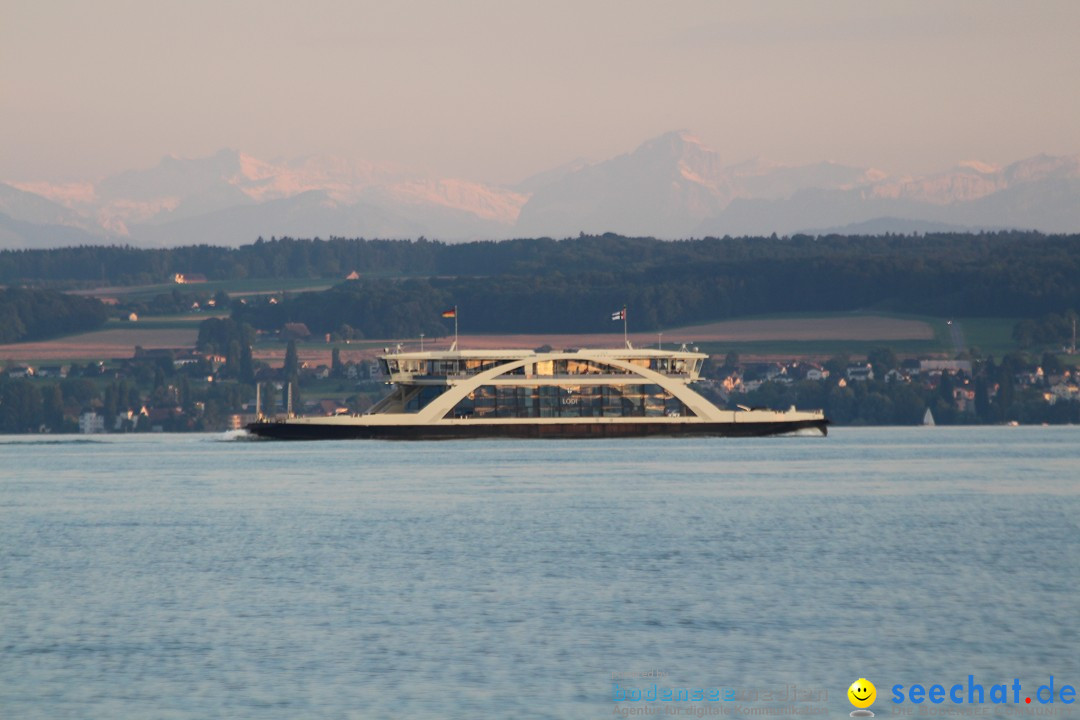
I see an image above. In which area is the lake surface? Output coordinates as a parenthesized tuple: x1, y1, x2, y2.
(2, 427, 1078, 719)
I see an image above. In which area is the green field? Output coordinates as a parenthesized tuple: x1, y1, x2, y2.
(105, 314, 226, 330)
(693, 338, 943, 358)
(951, 316, 1023, 357)
(276, 312, 1025, 360)
(88, 277, 336, 301)
(0, 310, 1041, 366)
(696, 315, 1020, 359)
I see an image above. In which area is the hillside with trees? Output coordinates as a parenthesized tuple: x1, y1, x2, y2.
(227, 234, 1080, 337)
(0, 231, 1077, 292)
(2, 232, 1077, 341)
(0, 288, 107, 343)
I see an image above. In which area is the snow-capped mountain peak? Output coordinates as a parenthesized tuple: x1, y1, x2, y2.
(3, 135, 1080, 247)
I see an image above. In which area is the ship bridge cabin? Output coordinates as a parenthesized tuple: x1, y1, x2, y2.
(372, 347, 710, 420)
(379, 348, 705, 384)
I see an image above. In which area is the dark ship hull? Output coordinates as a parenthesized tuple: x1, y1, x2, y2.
(246, 418, 828, 441)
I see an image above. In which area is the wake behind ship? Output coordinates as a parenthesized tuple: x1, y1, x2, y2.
(247, 346, 828, 440)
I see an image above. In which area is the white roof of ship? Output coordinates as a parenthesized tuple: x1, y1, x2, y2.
(382, 347, 706, 360)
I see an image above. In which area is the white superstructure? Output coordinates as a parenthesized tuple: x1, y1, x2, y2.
(248, 346, 828, 439)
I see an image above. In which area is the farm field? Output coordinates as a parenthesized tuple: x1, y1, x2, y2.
(0, 312, 1023, 366)
(71, 277, 336, 300)
(0, 322, 202, 363)
(418, 313, 939, 355)
(262, 314, 1026, 365)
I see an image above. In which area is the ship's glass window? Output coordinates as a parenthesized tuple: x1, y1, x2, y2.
(538, 359, 631, 376)
(455, 358, 517, 376)
(403, 385, 449, 413)
(443, 382, 696, 419)
(429, 359, 459, 375)
(400, 359, 425, 374)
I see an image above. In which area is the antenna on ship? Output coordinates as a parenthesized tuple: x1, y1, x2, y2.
(623, 305, 630, 349)
(611, 305, 630, 348)
(442, 305, 459, 351)
(613, 304, 630, 349)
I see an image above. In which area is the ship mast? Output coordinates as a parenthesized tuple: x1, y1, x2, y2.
(442, 305, 459, 351)
(623, 305, 630, 349)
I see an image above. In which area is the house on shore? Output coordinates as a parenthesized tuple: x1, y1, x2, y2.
(173, 273, 208, 284)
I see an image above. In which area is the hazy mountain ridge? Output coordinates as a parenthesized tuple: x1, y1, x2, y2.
(129, 191, 425, 247)
(3, 133, 1080, 248)
(516, 131, 735, 238)
(0, 183, 104, 236)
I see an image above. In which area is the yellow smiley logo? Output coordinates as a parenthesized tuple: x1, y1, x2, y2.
(848, 678, 876, 708)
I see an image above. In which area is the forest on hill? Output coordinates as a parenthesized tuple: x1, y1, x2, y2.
(0, 288, 108, 344)
(0, 231, 1075, 288)
(1, 232, 1077, 339)
(227, 233, 1080, 337)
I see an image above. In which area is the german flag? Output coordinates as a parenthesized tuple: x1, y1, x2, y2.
(441, 307, 457, 318)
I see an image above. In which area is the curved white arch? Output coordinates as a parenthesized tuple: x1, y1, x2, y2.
(415, 351, 721, 422)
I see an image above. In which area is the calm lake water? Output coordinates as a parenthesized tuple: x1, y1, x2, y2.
(1, 427, 1078, 719)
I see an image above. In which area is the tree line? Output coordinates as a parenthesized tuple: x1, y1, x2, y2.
(231, 235, 1080, 337)
(1013, 310, 1078, 349)
(2, 231, 1078, 292)
(3, 232, 1078, 341)
(0, 288, 108, 343)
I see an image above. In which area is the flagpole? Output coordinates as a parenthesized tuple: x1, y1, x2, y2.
(623, 304, 628, 349)
(454, 305, 459, 351)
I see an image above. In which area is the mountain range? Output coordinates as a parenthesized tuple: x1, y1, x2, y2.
(3, 132, 1079, 248)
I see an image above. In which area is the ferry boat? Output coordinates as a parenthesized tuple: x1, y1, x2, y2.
(246, 346, 828, 440)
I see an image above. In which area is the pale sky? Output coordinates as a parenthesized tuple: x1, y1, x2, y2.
(3, 0, 1079, 184)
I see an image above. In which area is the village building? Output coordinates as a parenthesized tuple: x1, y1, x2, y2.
(1016, 368, 1044, 386)
(1047, 383, 1080, 404)
(173, 273, 208, 284)
(846, 364, 874, 382)
(719, 372, 743, 393)
(919, 359, 973, 375)
(79, 412, 105, 434)
(883, 368, 909, 383)
(953, 387, 977, 413)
